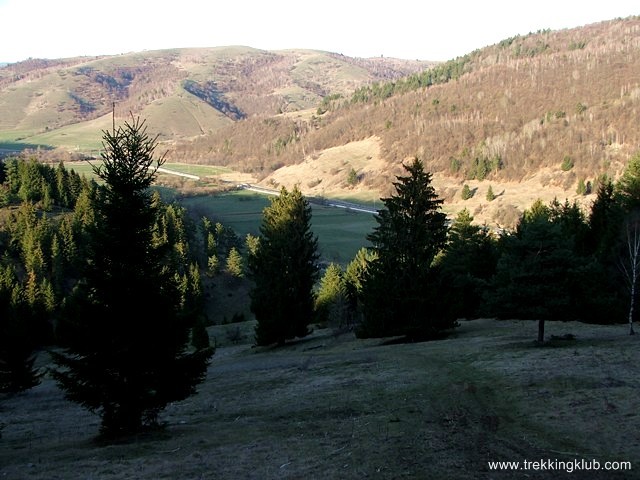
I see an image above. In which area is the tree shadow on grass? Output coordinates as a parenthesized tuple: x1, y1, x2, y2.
(379, 329, 457, 346)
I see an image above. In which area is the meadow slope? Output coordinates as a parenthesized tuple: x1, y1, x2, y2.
(1, 319, 638, 479)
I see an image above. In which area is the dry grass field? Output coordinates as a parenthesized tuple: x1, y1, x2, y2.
(1, 319, 638, 479)
(261, 136, 598, 228)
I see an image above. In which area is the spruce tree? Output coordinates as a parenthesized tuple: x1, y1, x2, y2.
(486, 185, 496, 201)
(358, 158, 453, 340)
(225, 247, 244, 277)
(588, 179, 624, 259)
(51, 116, 213, 438)
(343, 247, 377, 325)
(485, 198, 603, 341)
(616, 151, 640, 211)
(0, 265, 41, 393)
(249, 186, 319, 346)
(315, 263, 348, 327)
(436, 209, 497, 319)
(461, 184, 473, 200)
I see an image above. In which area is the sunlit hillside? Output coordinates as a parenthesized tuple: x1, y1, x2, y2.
(0, 47, 433, 153)
(2, 17, 640, 226)
(168, 17, 640, 226)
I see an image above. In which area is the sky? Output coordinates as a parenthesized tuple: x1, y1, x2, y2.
(0, 0, 638, 63)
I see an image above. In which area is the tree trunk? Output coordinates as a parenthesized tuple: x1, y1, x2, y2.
(537, 319, 545, 343)
(629, 282, 636, 335)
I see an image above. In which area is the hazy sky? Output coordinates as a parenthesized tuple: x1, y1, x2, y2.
(0, 0, 638, 63)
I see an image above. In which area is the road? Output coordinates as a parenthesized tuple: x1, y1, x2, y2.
(239, 184, 378, 215)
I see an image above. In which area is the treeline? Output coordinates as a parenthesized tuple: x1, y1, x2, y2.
(350, 56, 472, 104)
(310, 154, 640, 343)
(5, 151, 639, 367)
(0, 157, 207, 394)
(246, 153, 640, 351)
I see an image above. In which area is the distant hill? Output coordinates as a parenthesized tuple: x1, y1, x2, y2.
(166, 16, 640, 226)
(0, 48, 434, 152)
(2, 16, 640, 226)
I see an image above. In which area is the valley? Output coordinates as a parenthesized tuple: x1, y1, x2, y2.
(1, 16, 639, 228)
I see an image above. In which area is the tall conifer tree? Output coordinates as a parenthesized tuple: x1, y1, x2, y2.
(51, 116, 212, 438)
(249, 186, 319, 346)
(358, 158, 453, 339)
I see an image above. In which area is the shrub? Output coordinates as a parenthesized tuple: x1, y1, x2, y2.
(461, 184, 474, 200)
(561, 156, 574, 171)
(576, 178, 587, 195)
(347, 168, 359, 186)
(486, 185, 496, 201)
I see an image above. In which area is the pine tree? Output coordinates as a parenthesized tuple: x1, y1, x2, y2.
(347, 168, 359, 186)
(249, 186, 319, 346)
(461, 184, 473, 200)
(486, 199, 595, 341)
(245, 233, 260, 258)
(50, 234, 65, 293)
(315, 263, 348, 327)
(358, 158, 453, 340)
(436, 209, 497, 319)
(486, 185, 496, 201)
(55, 161, 71, 208)
(576, 178, 587, 196)
(343, 248, 377, 325)
(51, 116, 213, 438)
(0, 265, 41, 393)
(207, 255, 220, 276)
(616, 151, 640, 210)
(588, 179, 624, 260)
(225, 247, 244, 277)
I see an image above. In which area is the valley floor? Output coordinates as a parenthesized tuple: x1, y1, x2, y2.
(1, 319, 638, 479)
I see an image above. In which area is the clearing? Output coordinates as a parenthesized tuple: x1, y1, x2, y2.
(1, 319, 638, 479)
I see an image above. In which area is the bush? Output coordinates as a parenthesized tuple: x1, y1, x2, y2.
(561, 156, 574, 171)
(347, 168, 359, 186)
(576, 178, 588, 195)
(486, 185, 496, 201)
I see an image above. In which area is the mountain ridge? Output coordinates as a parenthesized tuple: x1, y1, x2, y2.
(0, 47, 434, 148)
(2, 16, 640, 226)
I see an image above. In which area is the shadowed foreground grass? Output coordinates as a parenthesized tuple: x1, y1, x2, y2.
(1, 319, 638, 479)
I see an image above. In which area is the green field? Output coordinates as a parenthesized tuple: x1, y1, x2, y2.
(0, 137, 54, 153)
(180, 190, 377, 264)
(62, 161, 232, 184)
(52, 161, 377, 264)
(162, 163, 233, 177)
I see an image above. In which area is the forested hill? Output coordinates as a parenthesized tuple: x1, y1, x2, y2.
(174, 17, 640, 180)
(2, 16, 640, 226)
(169, 16, 640, 227)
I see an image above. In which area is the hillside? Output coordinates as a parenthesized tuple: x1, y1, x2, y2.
(2, 17, 640, 226)
(170, 16, 640, 225)
(1, 319, 638, 478)
(0, 48, 433, 151)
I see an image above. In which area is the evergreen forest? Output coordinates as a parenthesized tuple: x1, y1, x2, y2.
(2, 126, 640, 438)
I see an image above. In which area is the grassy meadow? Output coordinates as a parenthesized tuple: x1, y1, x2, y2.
(58, 161, 374, 264)
(64, 161, 233, 177)
(181, 190, 377, 265)
(161, 163, 234, 177)
(1, 319, 638, 479)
